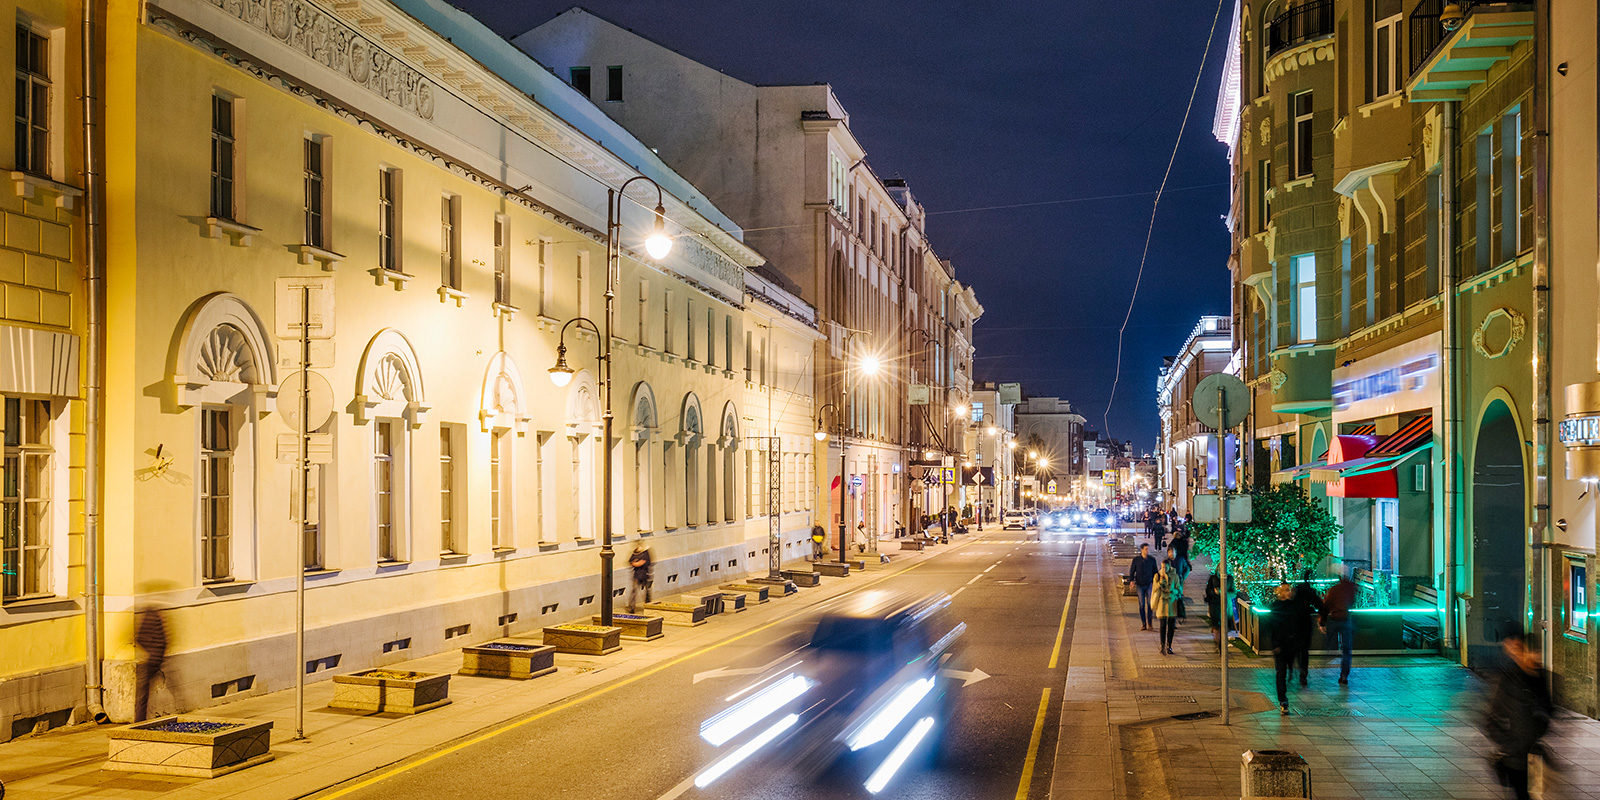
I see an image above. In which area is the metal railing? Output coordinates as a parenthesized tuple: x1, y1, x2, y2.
(1265, 0, 1334, 59)
(1408, 2, 1532, 76)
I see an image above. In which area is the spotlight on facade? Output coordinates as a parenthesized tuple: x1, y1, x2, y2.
(645, 203, 673, 260)
(548, 343, 574, 387)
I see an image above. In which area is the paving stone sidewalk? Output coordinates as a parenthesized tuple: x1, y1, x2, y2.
(1056, 533, 1600, 800)
(0, 537, 959, 800)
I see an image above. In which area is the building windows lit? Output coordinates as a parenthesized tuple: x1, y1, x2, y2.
(1293, 253, 1316, 343)
(303, 136, 328, 249)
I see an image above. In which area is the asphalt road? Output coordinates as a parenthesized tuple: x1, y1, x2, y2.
(318, 526, 1099, 800)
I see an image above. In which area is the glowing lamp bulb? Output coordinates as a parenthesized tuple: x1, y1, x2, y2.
(860, 355, 881, 376)
(548, 367, 573, 387)
(814, 429, 828, 442)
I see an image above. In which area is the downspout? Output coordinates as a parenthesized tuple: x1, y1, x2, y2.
(1529, 0, 1553, 669)
(1440, 99, 1460, 657)
(81, 0, 107, 721)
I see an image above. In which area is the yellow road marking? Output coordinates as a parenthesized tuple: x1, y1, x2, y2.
(1015, 687, 1052, 800)
(1047, 540, 1084, 669)
(313, 539, 977, 799)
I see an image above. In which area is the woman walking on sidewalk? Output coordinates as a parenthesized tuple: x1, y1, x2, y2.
(1152, 557, 1182, 654)
(1270, 582, 1300, 714)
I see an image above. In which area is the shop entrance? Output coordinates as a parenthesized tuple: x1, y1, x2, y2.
(1469, 399, 1527, 668)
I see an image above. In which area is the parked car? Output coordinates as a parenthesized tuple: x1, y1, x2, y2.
(1002, 510, 1029, 529)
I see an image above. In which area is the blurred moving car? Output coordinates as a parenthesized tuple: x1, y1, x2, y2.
(1041, 510, 1069, 531)
(1092, 508, 1114, 529)
(691, 592, 964, 795)
(1001, 510, 1029, 530)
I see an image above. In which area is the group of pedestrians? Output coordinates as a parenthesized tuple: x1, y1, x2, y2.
(1126, 526, 1193, 655)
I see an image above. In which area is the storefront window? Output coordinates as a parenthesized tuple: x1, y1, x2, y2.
(1567, 556, 1588, 641)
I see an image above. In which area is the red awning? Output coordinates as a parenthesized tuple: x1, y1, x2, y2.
(1317, 415, 1434, 498)
(1323, 433, 1396, 498)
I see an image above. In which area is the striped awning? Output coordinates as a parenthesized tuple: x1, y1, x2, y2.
(1366, 414, 1432, 458)
(1315, 415, 1435, 492)
(1348, 423, 1377, 437)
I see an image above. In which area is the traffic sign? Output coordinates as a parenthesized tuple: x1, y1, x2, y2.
(1194, 373, 1249, 431)
(850, 474, 864, 488)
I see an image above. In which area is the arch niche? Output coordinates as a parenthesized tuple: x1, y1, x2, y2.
(1468, 395, 1528, 668)
(566, 370, 601, 541)
(718, 402, 740, 522)
(630, 382, 658, 533)
(679, 393, 704, 527)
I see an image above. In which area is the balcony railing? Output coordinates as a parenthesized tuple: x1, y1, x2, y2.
(1265, 0, 1334, 59)
(1408, 1, 1532, 76)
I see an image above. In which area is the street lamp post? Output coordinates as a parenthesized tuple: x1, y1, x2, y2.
(549, 176, 671, 628)
(814, 403, 838, 561)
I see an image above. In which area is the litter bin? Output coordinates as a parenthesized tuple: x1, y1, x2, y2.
(1241, 750, 1311, 798)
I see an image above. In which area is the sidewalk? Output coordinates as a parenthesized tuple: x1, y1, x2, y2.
(1055, 533, 1600, 800)
(0, 536, 969, 800)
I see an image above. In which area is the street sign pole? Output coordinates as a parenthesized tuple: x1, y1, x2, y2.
(1194, 372, 1248, 727)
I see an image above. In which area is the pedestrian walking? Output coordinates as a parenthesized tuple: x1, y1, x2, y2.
(1128, 543, 1158, 631)
(853, 522, 870, 553)
(1171, 528, 1192, 585)
(1269, 582, 1307, 715)
(1205, 571, 1233, 645)
(1319, 565, 1358, 685)
(1286, 568, 1325, 686)
(1482, 632, 1554, 800)
(810, 524, 829, 562)
(133, 600, 169, 721)
(1152, 557, 1182, 654)
(1152, 513, 1167, 550)
(626, 540, 653, 613)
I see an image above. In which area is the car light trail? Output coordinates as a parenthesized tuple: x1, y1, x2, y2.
(693, 713, 799, 788)
(847, 676, 935, 751)
(864, 716, 936, 794)
(700, 673, 812, 746)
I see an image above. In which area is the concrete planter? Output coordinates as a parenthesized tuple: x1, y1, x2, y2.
(899, 540, 925, 551)
(813, 562, 850, 577)
(460, 641, 557, 679)
(644, 601, 708, 627)
(329, 669, 451, 714)
(595, 613, 664, 641)
(719, 583, 771, 604)
(1235, 601, 1417, 654)
(748, 576, 798, 595)
(542, 623, 623, 655)
(683, 592, 725, 616)
(780, 570, 821, 587)
(105, 716, 273, 778)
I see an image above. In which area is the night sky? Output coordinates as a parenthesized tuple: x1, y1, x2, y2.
(454, 0, 1234, 449)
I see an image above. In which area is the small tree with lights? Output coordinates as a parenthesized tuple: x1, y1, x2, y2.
(1187, 483, 1339, 605)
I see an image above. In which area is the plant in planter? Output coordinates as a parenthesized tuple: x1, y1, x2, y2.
(105, 716, 273, 778)
(330, 668, 451, 714)
(1188, 483, 1338, 605)
(595, 612, 664, 641)
(460, 641, 557, 679)
(542, 622, 623, 655)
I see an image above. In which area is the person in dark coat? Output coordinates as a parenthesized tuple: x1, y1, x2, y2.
(1128, 544, 1158, 631)
(133, 602, 169, 721)
(1269, 583, 1306, 715)
(1320, 566, 1359, 684)
(1482, 632, 1554, 800)
(1170, 529, 1192, 585)
(1289, 568, 1325, 687)
(1205, 571, 1226, 644)
(626, 541, 654, 613)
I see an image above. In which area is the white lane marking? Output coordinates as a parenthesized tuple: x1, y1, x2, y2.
(951, 586, 967, 598)
(984, 564, 997, 573)
(965, 575, 981, 586)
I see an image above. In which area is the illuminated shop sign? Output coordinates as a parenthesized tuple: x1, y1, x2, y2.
(1561, 415, 1600, 447)
(1332, 355, 1438, 411)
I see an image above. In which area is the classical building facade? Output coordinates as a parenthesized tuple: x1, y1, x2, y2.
(1155, 316, 1233, 517)
(1013, 395, 1085, 506)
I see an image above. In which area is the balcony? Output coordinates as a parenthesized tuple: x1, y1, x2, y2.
(1265, 0, 1334, 60)
(1267, 345, 1335, 415)
(1407, 2, 1533, 103)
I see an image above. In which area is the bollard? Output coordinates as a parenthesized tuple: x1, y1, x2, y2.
(1241, 750, 1311, 798)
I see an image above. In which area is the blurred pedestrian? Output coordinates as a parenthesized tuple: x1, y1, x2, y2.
(1483, 632, 1554, 800)
(1128, 543, 1158, 631)
(1320, 565, 1358, 685)
(1290, 568, 1325, 687)
(1171, 528, 1192, 586)
(626, 540, 653, 613)
(1152, 556, 1182, 654)
(810, 524, 828, 562)
(133, 600, 169, 722)
(1270, 583, 1299, 715)
(853, 522, 870, 553)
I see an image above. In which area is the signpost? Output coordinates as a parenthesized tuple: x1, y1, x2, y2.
(1193, 372, 1249, 726)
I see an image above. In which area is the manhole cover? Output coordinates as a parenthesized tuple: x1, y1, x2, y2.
(1292, 706, 1363, 717)
(1172, 710, 1218, 721)
(1136, 695, 1196, 703)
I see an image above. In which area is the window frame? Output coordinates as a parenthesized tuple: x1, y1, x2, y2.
(490, 428, 513, 550)
(374, 419, 400, 562)
(439, 424, 463, 556)
(1292, 253, 1316, 343)
(210, 94, 238, 221)
(378, 167, 402, 273)
(0, 397, 53, 601)
(606, 65, 623, 102)
(199, 405, 234, 583)
(440, 193, 461, 290)
(570, 66, 591, 98)
(492, 213, 511, 305)
(1289, 91, 1314, 180)
(14, 24, 49, 178)
(302, 136, 329, 249)
(1371, 14, 1402, 101)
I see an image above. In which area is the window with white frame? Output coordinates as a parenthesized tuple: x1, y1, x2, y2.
(374, 420, 400, 562)
(1290, 91, 1313, 179)
(302, 137, 329, 249)
(1293, 253, 1317, 343)
(439, 424, 462, 555)
(493, 214, 510, 304)
(440, 194, 461, 290)
(537, 432, 554, 542)
(14, 25, 48, 177)
(577, 251, 591, 321)
(210, 95, 238, 220)
(1, 397, 51, 600)
(491, 429, 512, 549)
(378, 167, 401, 272)
(705, 309, 715, 367)
(637, 280, 649, 346)
(1372, 14, 1402, 100)
(663, 289, 675, 354)
(538, 238, 553, 316)
(200, 406, 233, 582)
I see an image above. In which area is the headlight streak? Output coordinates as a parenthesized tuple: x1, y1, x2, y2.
(863, 716, 936, 794)
(692, 713, 800, 789)
(846, 676, 936, 751)
(700, 673, 812, 746)
(722, 661, 803, 703)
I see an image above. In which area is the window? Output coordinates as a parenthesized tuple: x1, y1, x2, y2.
(606, 65, 622, 101)
(378, 168, 401, 272)
(300, 464, 323, 571)
(1292, 253, 1316, 343)
(1567, 557, 1588, 640)
(440, 194, 460, 289)
(705, 310, 715, 367)
(14, 26, 48, 176)
(743, 331, 752, 380)
(1372, 14, 1402, 99)
(536, 433, 550, 542)
(493, 214, 510, 304)
(302, 137, 327, 249)
(970, 401, 984, 423)
(577, 251, 590, 320)
(490, 429, 510, 549)
(200, 406, 233, 582)
(637, 280, 650, 346)
(724, 317, 733, 370)
(687, 300, 696, 360)
(210, 95, 237, 219)
(374, 420, 398, 562)
(570, 66, 591, 97)
(537, 238, 553, 315)
(1289, 91, 1313, 179)
(1257, 160, 1272, 231)
(1, 398, 50, 600)
(1339, 238, 1352, 336)
(664, 289, 675, 353)
(439, 425, 462, 555)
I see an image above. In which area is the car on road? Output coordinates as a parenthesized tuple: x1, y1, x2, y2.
(1041, 510, 1069, 531)
(1092, 508, 1114, 529)
(1002, 510, 1029, 529)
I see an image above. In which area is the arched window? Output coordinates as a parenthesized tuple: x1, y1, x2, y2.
(681, 394, 703, 527)
(480, 351, 530, 549)
(630, 382, 658, 533)
(566, 370, 601, 541)
(720, 403, 740, 522)
(355, 329, 428, 564)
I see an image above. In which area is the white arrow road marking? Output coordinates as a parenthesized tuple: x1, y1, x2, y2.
(939, 667, 990, 687)
(693, 647, 803, 684)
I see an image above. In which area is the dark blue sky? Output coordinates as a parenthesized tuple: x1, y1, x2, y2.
(456, 0, 1233, 449)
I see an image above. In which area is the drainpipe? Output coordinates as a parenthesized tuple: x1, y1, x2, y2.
(80, 0, 107, 722)
(1529, 0, 1553, 670)
(1440, 99, 1460, 657)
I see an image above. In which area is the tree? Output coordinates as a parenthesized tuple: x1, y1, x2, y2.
(1187, 483, 1339, 604)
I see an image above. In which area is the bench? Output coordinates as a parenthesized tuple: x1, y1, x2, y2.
(716, 592, 747, 613)
(748, 576, 798, 595)
(899, 540, 925, 551)
(780, 570, 821, 587)
(1402, 584, 1441, 649)
(813, 562, 851, 578)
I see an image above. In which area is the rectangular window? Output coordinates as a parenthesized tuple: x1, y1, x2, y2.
(493, 214, 511, 305)
(535, 433, 549, 542)
(1339, 238, 1352, 336)
(570, 66, 591, 97)
(210, 95, 237, 219)
(971, 401, 984, 423)
(378, 168, 401, 272)
(1257, 160, 1272, 231)
(374, 420, 397, 562)
(705, 310, 715, 367)
(687, 300, 696, 360)
(638, 280, 650, 346)
(439, 425, 461, 555)
(1, 398, 50, 600)
(200, 406, 233, 582)
(440, 194, 460, 289)
(1567, 557, 1589, 640)
(302, 137, 327, 249)
(1293, 253, 1316, 343)
(664, 289, 675, 353)
(577, 251, 591, 321)
(300, 464, 322, 571)
(724, 317, 733, 370)
(743, 331, 752, 380)
(490, 430, 511, 549)
(1290, 91, 1313, 179)
(606, 65, 622, 101)
(538, 238, 553, 315)
(1372, 15, 1401, 99)
(14, 26, 48, 176)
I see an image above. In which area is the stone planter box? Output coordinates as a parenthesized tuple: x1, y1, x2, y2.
(595, 613, 664, 641)
(813, 562, 851, 577)
(748, 576, 797, 595)
(899, 540, 925, 551)
(780, 570, 821, 587)
(720, 583, 770, 604)
(460, 641, 557, 679)
(330, 669, 451, 714)
(542, 623, 623, 655)
(644, 601, 708, 627)
(716, 592, 747, 612)
(683, 592, 725, 616)
(105, 716, 273, 778)
(1235, 600, 1420, 654)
